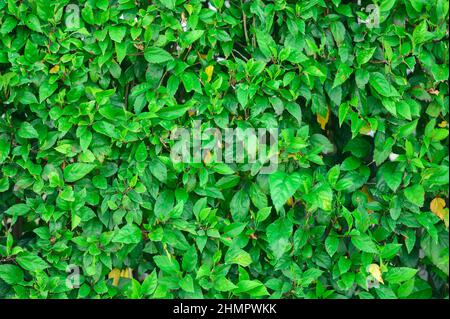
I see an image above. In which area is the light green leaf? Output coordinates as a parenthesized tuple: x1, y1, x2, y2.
(144, 47, 173, 64)
(64, 163, 96, 182)
(269, 171, 302, 212)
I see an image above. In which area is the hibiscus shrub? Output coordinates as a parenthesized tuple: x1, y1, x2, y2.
(0, 0, 449, 299)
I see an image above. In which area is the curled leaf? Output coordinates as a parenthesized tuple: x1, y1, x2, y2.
(430, 197, 447, 220)
(49, 65, 60, 74)
(367, 263, 384, 284)
(317, 109, 329, 130)
(108, 269, 121, 287)
(205, 65, 214, 82)
(108, 268, 133, 287)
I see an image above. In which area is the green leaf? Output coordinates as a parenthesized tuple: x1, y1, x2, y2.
(267, 218, 293, 260)
(153, 255, 180, 273)
(154, 190, 174, 220)
(380, 0, 398, 12)
(181, 72, 202, 93)
(0, 264, 24, 284)
(141, 270, 158, 296)
(112, 224, 142, 244)
(356, 47, 376, 65)
(5, 203, 31, 217)
(404, 184, 425, 207)
(351, 234, 379, 254)
(179, 274, 195, 293)
(369, 73, 399, 97)
(159, 0, 176, 10)
(304, 65, 326, 78)
(109, 26, 127, 42)
(382, 163, 403, 192)
(144, 47, 173, 64)
(255, 30, 276, 59)
(182, 245, 198, 272)
(16, 252, 49, 272)
(1, 16, 18, 35)
(214, 276, 237, 292)
(332, 63, 353, 88)
(64, 163, 96, 182)
(285, 101, 302, 126)
(135, 142, 148, 162)
(225, 246, 252, 267)
(0, 137, 10, 163)
(18, 122, 39, 139)
(269, 171, 302, 212)
(230, 190, 250, 221)
(211, 163, 235, 175)
(180, 30, 204, 45)
(149, 159, 167, 183)
(39, 81, 58, 102)
(385, 267, 418, 284)
(338, 102, 351, 126)
(157, 105, 190, 120)
(25, 14, 42, 33)
(255, 207, 272, 224)
(325, 234, 339, 257)
(331, 21, 346, 44)
(301, 268, 324, 286)
(235, 280, 269, 297)
(397, 119, 419, 139)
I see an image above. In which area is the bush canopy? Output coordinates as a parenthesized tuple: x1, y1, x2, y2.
(0, 0, 449, 299)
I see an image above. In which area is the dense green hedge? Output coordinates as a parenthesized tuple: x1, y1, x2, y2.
(0, 0, 448, 299)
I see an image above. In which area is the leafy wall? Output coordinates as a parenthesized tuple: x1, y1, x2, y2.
(0, 0, 449, 299)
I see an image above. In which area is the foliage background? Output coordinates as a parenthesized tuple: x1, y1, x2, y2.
(0, 0, 448, 299)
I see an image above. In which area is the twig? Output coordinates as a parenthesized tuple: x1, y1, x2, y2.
(0, 256, 16, 264)
(242, 13, 249, 45)
(252, 17, 256, 48)
(232, 49, 249, 61)
(124, 82, 130, 110)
